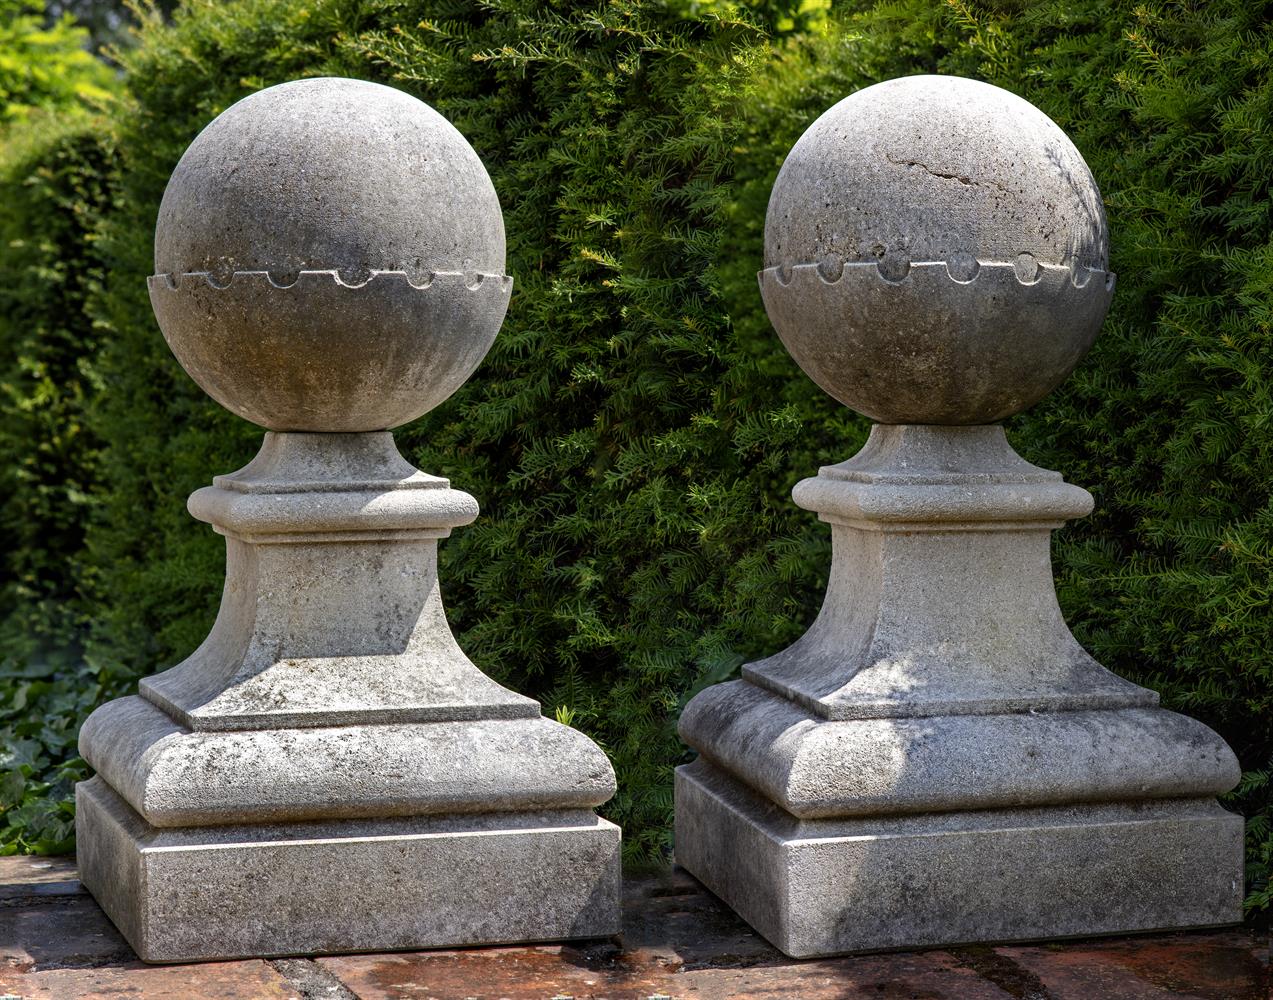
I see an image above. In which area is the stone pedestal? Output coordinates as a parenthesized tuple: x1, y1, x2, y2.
(75, 78, 621, 962)
(78, 433, 620, 962)
(674, 72, 1243, 958)
(676, 426, 1242, 957)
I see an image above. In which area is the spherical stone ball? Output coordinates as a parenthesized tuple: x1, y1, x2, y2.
(761, 74, 1114, 425)
(149, 77, 511, 432)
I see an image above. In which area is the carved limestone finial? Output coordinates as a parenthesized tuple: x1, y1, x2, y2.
(148, 76, 512, 432)
(76, 77, 620, 963)
(760, 74, 1114, 424)
(677, 73, 1242, 959)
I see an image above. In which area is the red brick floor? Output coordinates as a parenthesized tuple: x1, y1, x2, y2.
(1, 856, 1266, 999)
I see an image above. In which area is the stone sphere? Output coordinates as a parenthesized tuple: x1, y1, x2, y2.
(761, 74, 1114, 425)
(149, 77, 510, 432)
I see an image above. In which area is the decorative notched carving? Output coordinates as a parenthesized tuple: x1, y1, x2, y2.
(149, 269, 513, 292)
(758, 261, 1114, 425)
(762, 258, 1116, 291)
(148, 269, 513, 432)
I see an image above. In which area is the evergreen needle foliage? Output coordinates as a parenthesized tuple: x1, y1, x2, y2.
(0, 0, 116, 128)
(0, 121, 115, 852)
(0, 0, 1270, 909)
(0, 0, 119, 853)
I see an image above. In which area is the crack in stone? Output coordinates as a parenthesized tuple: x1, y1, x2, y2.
(885, 152, 1012, 194)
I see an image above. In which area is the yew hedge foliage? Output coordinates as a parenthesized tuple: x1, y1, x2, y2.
(0, 0, 1269, 909)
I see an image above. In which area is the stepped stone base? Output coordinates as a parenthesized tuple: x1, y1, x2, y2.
(77, 777, 621, 963)
(674, 760, 1244, 959)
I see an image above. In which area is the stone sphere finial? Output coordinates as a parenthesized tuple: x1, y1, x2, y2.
(148, 77, 511, 432)
(761, 74, 1114, 425)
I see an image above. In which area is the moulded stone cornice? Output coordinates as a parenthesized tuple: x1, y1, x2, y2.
(187, 483, 480, 540)
(81, 695, 617, 827)
(679, 680, 1239, 820)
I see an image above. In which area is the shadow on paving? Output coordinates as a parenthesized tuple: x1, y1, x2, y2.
(0, 857, 1267, 999)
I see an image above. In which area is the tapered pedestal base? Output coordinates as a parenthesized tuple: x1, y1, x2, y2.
(675, 760, 1243, 959)
(677, 427, 1244, 957)
(76, 433, 623, 962)
(78, 777, 621, 963)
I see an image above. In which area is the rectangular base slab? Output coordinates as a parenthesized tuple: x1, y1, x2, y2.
(675, 760, 1244, 958)
(76, 777, 621, 963)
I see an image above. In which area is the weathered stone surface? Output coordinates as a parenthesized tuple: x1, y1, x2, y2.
(740, 426, 1156, 720)
(676, 428, 1244, 957)
(762, 75, 1112, 425)
(133, 529, 538, 730)
(77, 777, 621, 963)
(77, 443, 621, 962)
(185, 474, 481, 541)
(676, 760, 1245, 959)
(155, 78, 505, 280)
(681, 681, 1239, 819)
(151, 77, 509, 433)
(759, 262, 1112, 426)
(677, 74, 1245, 960)
(115, 434, 538, 732)
(209, 429, 441, 492)
(149, 270, 511, 433)
(77, 76, 621, 962)
(81, 696, 616, 826)
(765, 76, 1108, 273)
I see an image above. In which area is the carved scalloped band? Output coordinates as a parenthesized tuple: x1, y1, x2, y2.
(148, 269, 513, 292)
(761, 259, 1115, 291)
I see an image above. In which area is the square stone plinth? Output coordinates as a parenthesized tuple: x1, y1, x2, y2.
(77, 777, 620, 963)
(674, 760, 1243, 959)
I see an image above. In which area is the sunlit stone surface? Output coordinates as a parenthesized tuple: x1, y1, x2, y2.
(75, 77, 620, 963)
(675, 75, 1243, 958)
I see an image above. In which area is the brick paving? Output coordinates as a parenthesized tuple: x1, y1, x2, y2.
(0, 856, 1266, 999)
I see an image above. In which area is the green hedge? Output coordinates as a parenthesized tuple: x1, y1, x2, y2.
(1, 0, 1269, 906)
(0, 0, 115, 127)
(0, 118, 114, 852)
